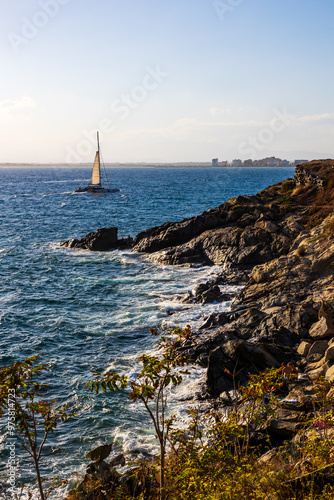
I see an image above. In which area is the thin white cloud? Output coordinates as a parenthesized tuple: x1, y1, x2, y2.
(0, 96, 37, 114)
(210, 107, 232, 115)
(115, 117, 269, 141)
(115, 112, 334, 142)
(292, 113, 334, 123)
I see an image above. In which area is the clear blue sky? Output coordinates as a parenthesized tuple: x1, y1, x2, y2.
(1, 0, 333, 163)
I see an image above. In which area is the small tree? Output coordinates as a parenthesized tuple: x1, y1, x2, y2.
(85, 326, 192, 500)
(0, 356, 75, 500)
(239, 367, 281, 454)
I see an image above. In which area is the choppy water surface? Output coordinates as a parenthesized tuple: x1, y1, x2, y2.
(0, 166, 294, 496)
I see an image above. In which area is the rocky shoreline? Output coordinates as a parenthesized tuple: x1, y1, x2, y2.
(64, 160, 334, 498)
(61, 160, 334, 392)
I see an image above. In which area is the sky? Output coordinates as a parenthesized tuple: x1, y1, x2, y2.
(0, 0, 334, 164)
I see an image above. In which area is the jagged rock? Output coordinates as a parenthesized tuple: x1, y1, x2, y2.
(86, 443, 112, 462)
(193, 282, 223, 303)
(307, 340, 329, 360)
(182, 280, 236, 305)
(109, 453, 126, 467)
(206, 339, 284, 396)
(307, 364, 328, 380)
(326, 365, 334, 382)
(297, 341, 312, 357)
(309, 317, 334, 339)
(151, 245, 206, 265)
(199, 312, 230, 329)
(266, 409, 304, 439)
(200, 285, 221, 304)
(325, 345, 334, 361)
(133, 194, 297, 266)
(294, 161, 331, 189)
(86, 460, 118, 481)
(61, 227, 133, 251)
(257, 448, 280, 466)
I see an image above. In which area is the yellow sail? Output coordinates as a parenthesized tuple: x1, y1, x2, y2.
(91, 151, 101, 185)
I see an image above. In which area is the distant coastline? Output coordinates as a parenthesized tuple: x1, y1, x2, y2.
(0, 162, 298, 168)
(0, 155, 307, 168)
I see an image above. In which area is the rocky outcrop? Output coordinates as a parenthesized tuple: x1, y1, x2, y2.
(61, 227, 133, 251)
(294, 159, 334, 189)
(133, 194, 304, 266)
(133, 160, 334, 267)
(182, 215, 334, 396)
(164, 162, 334, 398)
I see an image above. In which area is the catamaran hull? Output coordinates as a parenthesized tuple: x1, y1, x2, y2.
(75, 186, 120, 193)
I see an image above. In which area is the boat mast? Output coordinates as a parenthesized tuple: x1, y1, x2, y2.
(97, 131, 100, 171)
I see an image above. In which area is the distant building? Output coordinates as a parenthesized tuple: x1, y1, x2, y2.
(269, 158, 282, 167)
(280, 159, 290, 167)
(221, 161, 228, 167)
(253, 156, 284, 168)
(212, 158, 219, 167)
(243, 159, 253, 167)
(231, 159, 242, 167)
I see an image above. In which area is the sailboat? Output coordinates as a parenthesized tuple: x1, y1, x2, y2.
(75, 132, 120, 193)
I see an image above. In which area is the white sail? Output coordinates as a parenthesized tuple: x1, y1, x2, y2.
(91, 151, 101, 185)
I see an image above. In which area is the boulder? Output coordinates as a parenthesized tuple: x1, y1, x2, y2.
(266, 409, 304, 439)
(257, 448, 281, 467)
(307, 340, 329, 360)
(325, 365, 334, 382)
(86, 443, 112, 462)
(309, 317, 334, 339)
(200, 286, 221, 304)
(297, 341, 312, 357)
(199, 312, 230, 329)
(307, 365, 328, 380)
(325, 345, 334, 362)
(206, 339, 282, 396)
(61, 227, 133, 251)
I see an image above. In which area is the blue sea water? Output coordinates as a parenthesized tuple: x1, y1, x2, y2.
(0, 166, 295, 497)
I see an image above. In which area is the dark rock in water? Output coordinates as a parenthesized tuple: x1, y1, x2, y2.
(181, 275, 238, 305)
(199, 312, 230, 330)
(109, 453, 126, 467)
(86, 443, 113, 462)
(195, 283, 221, 304)
(60, 227, 133, 251)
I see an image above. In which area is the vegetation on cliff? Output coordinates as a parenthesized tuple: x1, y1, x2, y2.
(66, 364, 334, 499)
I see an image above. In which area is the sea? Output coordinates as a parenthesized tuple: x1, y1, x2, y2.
(0, 166, 295, 497)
